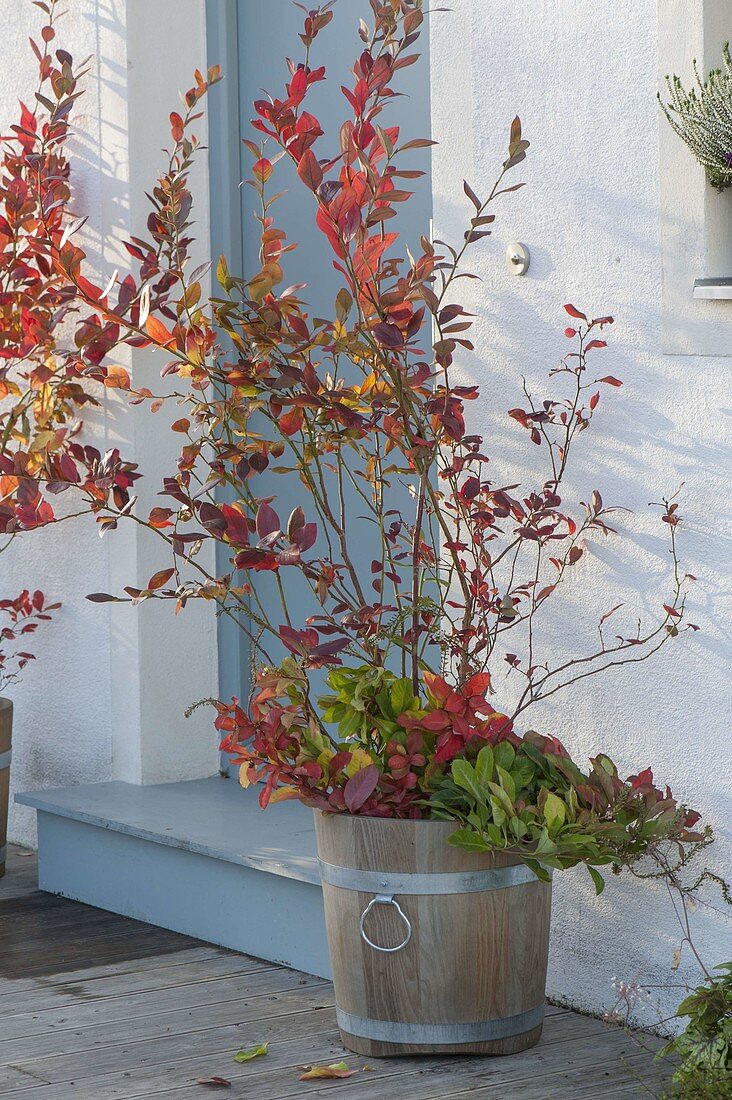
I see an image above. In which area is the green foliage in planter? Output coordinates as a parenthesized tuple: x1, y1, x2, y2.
(660, 963, 732, 1099)
(429, 738, 705, 891)
(660, 44, 732, 191)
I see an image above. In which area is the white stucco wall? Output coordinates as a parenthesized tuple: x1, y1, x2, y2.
(3, 0, 219, 848)
(1, 0, 728, 1028)
(432, 1, 731, 1026)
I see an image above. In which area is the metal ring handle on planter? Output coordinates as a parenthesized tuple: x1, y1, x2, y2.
(359, 893, 412, 953)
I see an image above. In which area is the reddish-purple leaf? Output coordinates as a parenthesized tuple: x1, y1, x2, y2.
(373, 322, 403, 347)
(343, 764, 379, 812)
(256, 502, 280, 539)
(292, 522, 317, 551)
(287, 506, 305, 539)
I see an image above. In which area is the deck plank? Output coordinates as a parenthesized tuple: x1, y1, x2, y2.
(0, 1025, 663, 1100)
(0, 946, 234, 999)
(0, 847, 672, 1099)
(0, 953, 277, 1017)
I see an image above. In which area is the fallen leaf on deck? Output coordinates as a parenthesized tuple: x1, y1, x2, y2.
(196, 1077, 231, 1089)
(299, 1061, 357, 1081)
(233, 1042, 269, 1063)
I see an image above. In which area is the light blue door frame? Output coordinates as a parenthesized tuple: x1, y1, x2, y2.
(206, 1, 432, 713)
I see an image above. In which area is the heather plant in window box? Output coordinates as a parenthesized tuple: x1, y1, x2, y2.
(0, 0, 714, 1058)
(660, 43, 732, 192)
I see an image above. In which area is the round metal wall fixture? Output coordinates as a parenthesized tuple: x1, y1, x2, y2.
(506, 242, 530, 276)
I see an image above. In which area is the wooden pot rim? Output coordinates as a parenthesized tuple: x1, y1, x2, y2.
(316, 811, 463, 828)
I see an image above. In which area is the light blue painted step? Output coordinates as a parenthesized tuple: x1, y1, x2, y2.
(15, 776, 331, 978)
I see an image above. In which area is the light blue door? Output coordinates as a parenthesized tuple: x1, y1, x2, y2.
(206, 1, 432, 712)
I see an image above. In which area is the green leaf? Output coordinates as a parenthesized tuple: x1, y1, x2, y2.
(448, 827, 490, 852)
(338, 709, 364, 738)
(451, 759, 487, 805)
(488, 795, 507, 827)
(510, 756, 536, 792)
(475, 744, 494, 786)
(390, 677, 415, 717)
(534, 828, 558, 856)
(335, 287, 353, 321)
(494, 741, 515, 772)
(524, 858, 552, 883)
(486, 781, 515, 818)
(542, 791, 566, 832)
(216, 253, 234, 293)
(587, 866, 606, 895)
(496, 765, 516, 802)
(234, 1042, 268, 1062)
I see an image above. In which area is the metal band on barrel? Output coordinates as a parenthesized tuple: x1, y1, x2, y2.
(318, 859, 542, 895)
(336, 1003, 544, 1045)
(0, 749, 11, 770)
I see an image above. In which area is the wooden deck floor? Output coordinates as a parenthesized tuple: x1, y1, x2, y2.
(0, 846, 672, 1099)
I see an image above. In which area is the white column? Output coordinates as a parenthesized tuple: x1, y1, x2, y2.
(99, 0, 220, 784)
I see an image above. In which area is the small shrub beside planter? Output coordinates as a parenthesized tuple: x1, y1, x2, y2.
(0, 0, 723, 1060)
(0, 592, 57, 876)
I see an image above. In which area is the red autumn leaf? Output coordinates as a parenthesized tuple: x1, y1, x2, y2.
(252, 157, 272, 183)
(585, 339, 607, 351)
(148, 507, 174, 529)
(343, 764, 379, 812)
(145, 315, 175, 345)
(147, 567, 175, 591)
(416, 710, 451, 731)
(598, 376, 623, 387)
(171, 418, 190, 433)
(563, 327, 577, 338)
(103, 365, 131, 390)
(663, 604, 681, 618)
(463, 671, 491, 697)
(280, 406, 304, 436)
(221, 503, 251, 546)
(564, 303, 587, 321)
(422, 670, 452, 706)
(297, 149, 323, 191)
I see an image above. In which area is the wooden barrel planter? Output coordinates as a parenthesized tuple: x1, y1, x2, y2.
(0, 699, 12, 878)
(315, 812, 552, 1057)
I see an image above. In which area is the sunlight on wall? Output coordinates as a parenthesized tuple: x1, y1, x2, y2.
(431, 0, 731, 1028)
